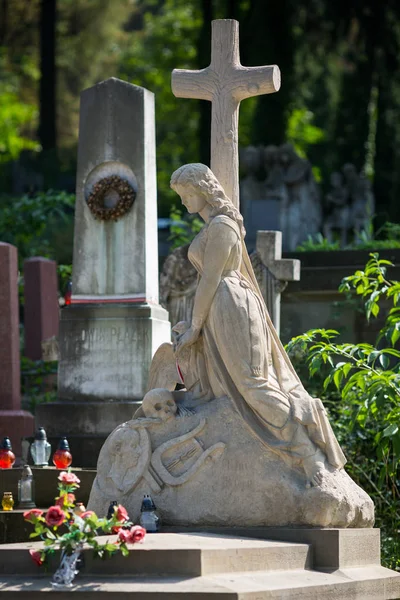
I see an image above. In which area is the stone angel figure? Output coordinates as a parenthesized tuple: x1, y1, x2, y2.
(169, 163, 346, 487)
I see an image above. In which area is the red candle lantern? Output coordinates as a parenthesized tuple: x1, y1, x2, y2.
(0, 437, 16, 469)
(64, 281, 72, 306)
(52, 437, 72, 469)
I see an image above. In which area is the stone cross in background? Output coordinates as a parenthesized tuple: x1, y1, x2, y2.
(251, 231, 300, 335)
(172, 19, 280, 209)
(0, 243, 34, 455)
(24, 257, 59, 361)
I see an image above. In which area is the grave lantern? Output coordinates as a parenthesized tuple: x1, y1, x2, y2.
(53, 437, 72, 469)
(0, 437, 16, 469)
(139, 494, 161, 532)
(18, 465, 36, 509)
(30, 427, 52, 467)
(1, 491, 14, 510)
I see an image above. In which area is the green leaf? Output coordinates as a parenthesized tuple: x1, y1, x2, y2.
(371, 303, 380, 317)
(343, 363, 352, 377)
(379, 354, 390, 369)
(333, 369, 343, 390)
(120, 544, 129, 557)
(382, 423, 399, 438)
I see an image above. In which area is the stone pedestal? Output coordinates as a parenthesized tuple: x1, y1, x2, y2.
(23, 257, 59, 361)
(0, 243, 34, 455)
(36, 303, 169, 467)
(57, 303, 169, 402)
(0, 529, 399, 598)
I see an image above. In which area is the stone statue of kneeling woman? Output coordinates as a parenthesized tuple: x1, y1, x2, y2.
(169, 163, 346, 487)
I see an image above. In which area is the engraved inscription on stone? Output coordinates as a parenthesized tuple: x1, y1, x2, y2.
(61, 321, 151, 399)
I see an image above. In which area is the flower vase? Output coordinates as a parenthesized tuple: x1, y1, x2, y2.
(51, 546, 83, 589)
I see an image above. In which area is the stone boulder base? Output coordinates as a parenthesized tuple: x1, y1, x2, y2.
(88, 396, 374, 528)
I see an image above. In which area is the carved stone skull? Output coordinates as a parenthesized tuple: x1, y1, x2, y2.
(142, 388, 177, 421)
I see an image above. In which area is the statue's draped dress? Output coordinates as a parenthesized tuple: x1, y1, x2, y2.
(186, 213, 346, 469)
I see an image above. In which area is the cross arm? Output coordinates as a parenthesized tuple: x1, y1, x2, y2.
(232, 65, 281, 102)
(172, 67, 214, 102)
(256, 231, 300, 282)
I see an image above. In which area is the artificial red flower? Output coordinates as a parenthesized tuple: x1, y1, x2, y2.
(29, 550, 44, 566)
(58, 471, 80, 485)
(112, 525, 122, 533)
(115, 505, 129, 523)
(81, 510, 95, 519)
(45, 505, 66, 527)
(23, 509, 43, 523)
(55, 493, 75, 507)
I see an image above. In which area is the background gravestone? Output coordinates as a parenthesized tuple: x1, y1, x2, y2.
(24, 257, 59, 361)
(0, 243, 34, 455)
(36, 79, 170, 466)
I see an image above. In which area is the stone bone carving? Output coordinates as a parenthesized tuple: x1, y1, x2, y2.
(142, 388, 178, 421)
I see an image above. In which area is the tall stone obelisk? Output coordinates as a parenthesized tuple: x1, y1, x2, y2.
(37, 78, 170, 465)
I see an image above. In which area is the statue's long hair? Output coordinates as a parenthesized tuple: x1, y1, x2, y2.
(170, 163, 246, 238)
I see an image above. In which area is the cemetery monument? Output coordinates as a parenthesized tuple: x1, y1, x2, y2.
(1, 18, 400, 600)
(88, 20, 374, 529)
(36, 78, 170, 459)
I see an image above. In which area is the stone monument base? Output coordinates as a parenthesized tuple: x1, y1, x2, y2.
(57, 303, 170, 402)
(35, 301, 170, 467)
(0, 529, 399, 599)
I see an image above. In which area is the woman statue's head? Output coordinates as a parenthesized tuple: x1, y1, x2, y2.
(170, 163, 245, 237)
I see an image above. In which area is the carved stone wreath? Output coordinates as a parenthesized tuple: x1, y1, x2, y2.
(86, 175, 136, 221)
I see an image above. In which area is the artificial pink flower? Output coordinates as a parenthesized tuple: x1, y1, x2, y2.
(29, 550, 44, 566)
(115, 505, 129, 523)
(58, 471, 80, 485)
(23, 509, 43, 523)
(118, 525, 146, 545)
(55, 493, 75, 507)
(81, 510, 95, 519)
(129, 525, 146, 543)
(117, 529, 130, 544)
(45, 505, 66, 527)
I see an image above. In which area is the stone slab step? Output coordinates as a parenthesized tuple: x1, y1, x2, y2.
(0, 533, 311, 577)
(0, 566, 399, 599)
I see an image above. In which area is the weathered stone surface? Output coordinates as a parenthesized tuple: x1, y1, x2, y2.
(56, 78, 170, 406)
(88, 395, 374, 528)
(72, 78, 159, 302)
(24, 257, 59, 361)
(57, 304, 169, 402)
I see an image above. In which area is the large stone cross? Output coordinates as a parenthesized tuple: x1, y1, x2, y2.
(172, 19, 280, 209)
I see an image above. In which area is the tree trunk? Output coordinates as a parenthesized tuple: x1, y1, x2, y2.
(38, 0, 57, 153)
(242, 0, 294, 146)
